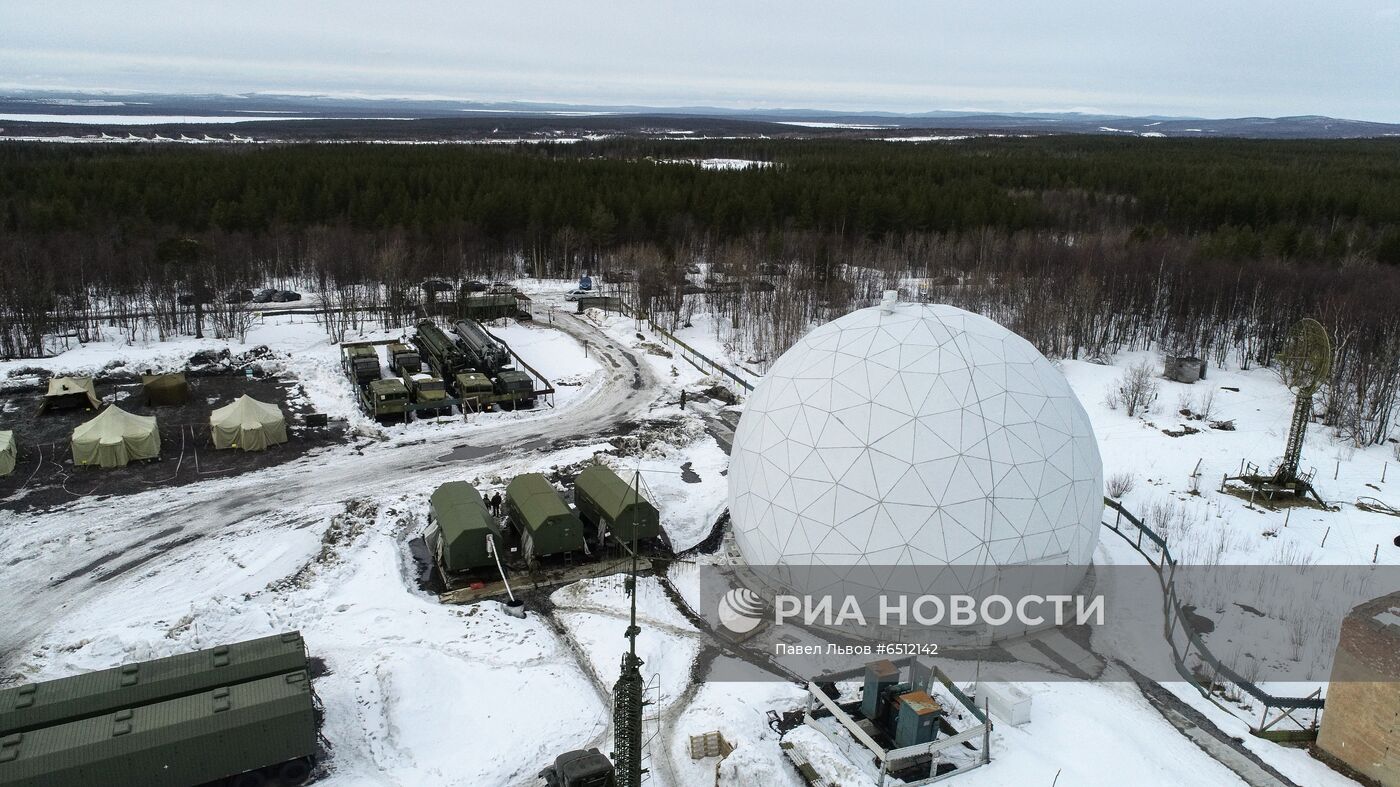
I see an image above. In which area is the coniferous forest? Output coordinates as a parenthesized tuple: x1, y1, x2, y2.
(2, 137, 1399, 444)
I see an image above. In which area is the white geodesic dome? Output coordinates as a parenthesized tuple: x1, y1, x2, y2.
(727, 298, 1103, 601)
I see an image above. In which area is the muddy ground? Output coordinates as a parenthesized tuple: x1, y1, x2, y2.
(0, 369, 347, 512)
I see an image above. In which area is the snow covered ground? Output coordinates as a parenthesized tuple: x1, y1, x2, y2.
(2, 283, 1393, 786)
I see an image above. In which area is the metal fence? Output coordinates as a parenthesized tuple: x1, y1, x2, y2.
(574, 296, 756, 393)
(1102, 497, 1325, 738)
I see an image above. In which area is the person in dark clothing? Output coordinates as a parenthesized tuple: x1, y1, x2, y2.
(679, 389, 687, 410)
(489, 491, 502, 517)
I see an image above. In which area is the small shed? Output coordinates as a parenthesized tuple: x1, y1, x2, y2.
(426, 481, 503, 573)
(142, 372, 190, 406)
(41, 377, 101, 413)
(573, 464, 661, 545)
(209, 395, 287, 452)
(0, 431, 15, 476)
(506, 473, 584, 561)
(1164, 355, 1208, 384)
(71, 406, 160, 468)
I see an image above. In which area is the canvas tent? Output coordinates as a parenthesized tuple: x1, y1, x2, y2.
(0, 431, 15, 476)
(142, 372, 190, 406)
(210, 395, 287, 452)
(41, 377, 101, 413)
(71, 406, 160, 468)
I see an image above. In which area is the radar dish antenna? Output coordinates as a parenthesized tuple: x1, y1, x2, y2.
(1273, 318, 1332, 488)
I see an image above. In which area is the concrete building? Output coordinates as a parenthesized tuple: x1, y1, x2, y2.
(1317, 590, 1400, 786)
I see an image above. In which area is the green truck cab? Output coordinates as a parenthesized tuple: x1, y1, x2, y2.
(341, 343, 381, 386)
(361, 378, 409, 422)
(454, 372, 496, 412)
(424, 481, 504, 574)
(506, 473, 585, 562)
(494, 369, 537, 410)
(404, 371, 450, 416)
(386, 341, 422, 375)
(573, 464, 662, 546)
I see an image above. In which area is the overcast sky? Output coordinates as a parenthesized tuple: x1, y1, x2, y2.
(2, 1, 1398, 120)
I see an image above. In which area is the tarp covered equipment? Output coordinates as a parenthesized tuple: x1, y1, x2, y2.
(209, 394, 287, 452)
(142, 372, 190, 406)
(42, 377, 101, 412)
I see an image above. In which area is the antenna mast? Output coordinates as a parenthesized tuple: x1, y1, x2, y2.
(612, 464, 646, 787)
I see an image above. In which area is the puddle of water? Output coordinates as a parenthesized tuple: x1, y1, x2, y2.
(436, 443, 497, 462)
(680, 461, 701, 484)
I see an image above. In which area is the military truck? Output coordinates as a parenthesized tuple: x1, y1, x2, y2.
(539, 748, 616, 787)
(0, 632, 317, 787)
(359, 378, 410, 422)
(413, 320, 473, 383)
(424, 481, 504, 574)
(573, 464, 662, 547)
(506, 473, 585, 563)
(341, 343, 381, 386)
(404, 371, 451, 416)
(386, 341, 422, 375)
(494, 369, 538, 410)
(452, 319, 511, 375)
(454, 372, 497, 413)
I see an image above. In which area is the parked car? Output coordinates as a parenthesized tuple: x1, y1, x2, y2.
(422, 279, 454, 293)
(252, 288, 278, 304)
(224, 289, 255, 304)
(270, 290, 302, 303)
(564, 288, 591, 301)
(488, 282, 517, 294)
(463, 279, 488, 292)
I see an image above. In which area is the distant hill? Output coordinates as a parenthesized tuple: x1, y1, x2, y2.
(2, 91, 1398, 140)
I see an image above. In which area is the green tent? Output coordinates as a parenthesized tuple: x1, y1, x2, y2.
(0, 431, 15, 476)
(574, 464, 661, 544)
(506, 473, 584, 560)
(426, 481, 504, 572)
(71, 406, 160, 468)
(210, 395, 287, 452)
(142, 372, 189, 406)
(41, 377, 101, 413)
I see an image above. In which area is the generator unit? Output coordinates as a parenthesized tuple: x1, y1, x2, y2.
(859, 660, 941, 750)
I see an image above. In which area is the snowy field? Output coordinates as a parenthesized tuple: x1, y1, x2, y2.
(1, 281, 1394, 786)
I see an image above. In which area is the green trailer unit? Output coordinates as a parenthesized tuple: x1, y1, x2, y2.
(0, 671, 317, 787)
(0, 632, 308, 737)
(506, 473, 585, 561)
(459, 293, 518, 322)
(573, 465, 662, 546)
(425, 482, 504, 573)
